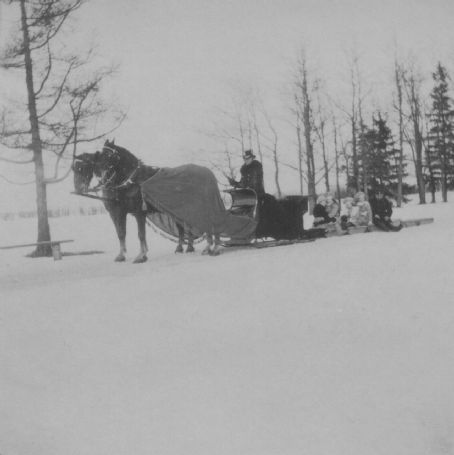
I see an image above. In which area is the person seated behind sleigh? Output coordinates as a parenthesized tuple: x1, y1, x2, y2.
(369, 187, 402, 232)
(313, 193, 340, 232)
(340, 191, 373, 231)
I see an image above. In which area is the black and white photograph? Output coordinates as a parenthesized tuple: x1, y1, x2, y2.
(1, 1, 454, 454)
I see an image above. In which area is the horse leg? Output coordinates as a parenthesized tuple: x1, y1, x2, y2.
(109, 209, 127, 262)
(175, 223, 184, 253)
(186, 231, 195, 253)
(209, 234, 222, 256)
(201, 234, 213, 255)
(133, 213, 148, 263)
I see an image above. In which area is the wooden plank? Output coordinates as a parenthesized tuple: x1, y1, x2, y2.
(325, 217, 434, 237)
(0, 240, 74, 250)
(400, 217, 434, 227)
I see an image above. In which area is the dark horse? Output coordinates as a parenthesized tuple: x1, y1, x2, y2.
(72, 140, 197, 263)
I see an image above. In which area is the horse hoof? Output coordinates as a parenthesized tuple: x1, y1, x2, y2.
(201, 247, 211, 255)
(186, 245, 195, 253)
(175, 245, 184, 253)
(114, 255, 126, 262)
(133, 255, 148, 264)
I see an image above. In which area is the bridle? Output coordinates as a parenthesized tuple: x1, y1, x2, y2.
(98, 145, 142, 190)
(72, 146, 147, 199)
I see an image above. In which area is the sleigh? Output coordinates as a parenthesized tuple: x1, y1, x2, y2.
(222, 189, 311, 247)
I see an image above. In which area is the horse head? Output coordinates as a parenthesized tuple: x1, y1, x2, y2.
(98, 140, 139, 186)
(72, 152, 100, 193)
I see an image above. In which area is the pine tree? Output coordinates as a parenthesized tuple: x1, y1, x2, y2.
(358, 114, 405, 193)
(427, 63, 454, 202)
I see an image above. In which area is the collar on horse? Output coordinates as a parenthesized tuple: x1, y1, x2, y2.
(98, 145, 142, 190)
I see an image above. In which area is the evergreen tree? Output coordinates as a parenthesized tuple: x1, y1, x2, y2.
(426, 63, 454, 202)
(358, 114, 405, 193)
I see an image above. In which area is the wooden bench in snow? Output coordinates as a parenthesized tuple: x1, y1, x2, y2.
(0, 239, 74, 260)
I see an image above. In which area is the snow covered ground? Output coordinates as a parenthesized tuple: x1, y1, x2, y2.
(1, 195, 454, 455)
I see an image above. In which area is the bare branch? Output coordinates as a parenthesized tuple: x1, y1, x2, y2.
(37, 57, 76, 116)
(29, 1, 84, 51)
(35, 42, 53, 96)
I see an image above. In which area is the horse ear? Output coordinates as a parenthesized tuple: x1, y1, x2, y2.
(112, 138, 115, 145)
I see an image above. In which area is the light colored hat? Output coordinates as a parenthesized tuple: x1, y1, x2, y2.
(354, 191, 365, 201)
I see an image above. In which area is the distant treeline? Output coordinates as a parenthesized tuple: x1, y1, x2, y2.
(0, 205, 107, 221)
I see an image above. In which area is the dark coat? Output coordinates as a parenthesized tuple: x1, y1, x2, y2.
(369, 196, 392, 220)
(233, 159, 265, 196)
(313, 203, 335, 226)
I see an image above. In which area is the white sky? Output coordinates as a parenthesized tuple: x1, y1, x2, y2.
(63, 0, 454, 162)
(1, 0, 454, 210)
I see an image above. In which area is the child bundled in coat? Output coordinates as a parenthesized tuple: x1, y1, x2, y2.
(350, 191, 373, 227)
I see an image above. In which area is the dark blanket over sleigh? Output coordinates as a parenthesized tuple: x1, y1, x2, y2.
(141, 164, 257, 239)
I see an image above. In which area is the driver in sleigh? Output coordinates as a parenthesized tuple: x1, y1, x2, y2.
(228, 149, 265, 197)
(227, 150, 288, 239)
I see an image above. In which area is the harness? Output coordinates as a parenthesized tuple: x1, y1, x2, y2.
(72, 146, 159, 203)
(95, 145, 145, 191)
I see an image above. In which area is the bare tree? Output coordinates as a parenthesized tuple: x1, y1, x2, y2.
(294, 99, 305, 196)
(423, 113, 437, 203)
(293, 50, 316, 211)
(393, 59, 405, 206)
(1, 0, 125, 256)
(401, 62, 426, 204)
(330, 52, 367, 193)
(261, 106, 281, 198)
(349, 61, 360, 191)
(313, 79, 330, 192)
(332, 115, 343, 200)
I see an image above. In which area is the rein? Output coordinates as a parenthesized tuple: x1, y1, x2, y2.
(97, 163, 141, 191)
(98, 145, 143, 190)
(71, 191, 118, 202)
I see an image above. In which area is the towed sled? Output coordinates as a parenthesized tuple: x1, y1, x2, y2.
(323, 217, 434, 237)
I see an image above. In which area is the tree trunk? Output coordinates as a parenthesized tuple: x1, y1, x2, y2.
(414, 124, 426, 204)
(272, 145, 281, 199)
(20, 0, 52, 256)
(407, 78, 426, 205)
(395, 63, 404, 207)
(333, 120, 341, 201)
(296, 121, 304, 196)
(438, 131, 448, 202)
(321, 140, 330, 192)
(302, 69, 315, 212)
(424, 143, 436, 203)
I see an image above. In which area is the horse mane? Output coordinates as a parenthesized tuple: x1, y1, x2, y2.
(103, 140, 139, 166)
